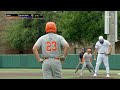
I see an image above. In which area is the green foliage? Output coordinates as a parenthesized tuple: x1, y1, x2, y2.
(5, 11, 60, 51)
(118, 12, 120, 40)
(6, 20, 23, 50)
(6, 11, 60, 48)
(6, 17, 45, 51)
(57, 11, 106, 45)
(5, 11, 120, 52)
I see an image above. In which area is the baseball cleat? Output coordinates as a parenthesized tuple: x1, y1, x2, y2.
(106, 74, 110, 78)
(74, 72, 77, 74)
(93, 73, 97, 77)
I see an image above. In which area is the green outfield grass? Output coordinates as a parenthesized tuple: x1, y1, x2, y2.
(0, 69, 120, 79)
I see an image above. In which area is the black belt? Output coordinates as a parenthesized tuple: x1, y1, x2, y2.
(99, 53, 105, 54)
(44, 57, 60, 60)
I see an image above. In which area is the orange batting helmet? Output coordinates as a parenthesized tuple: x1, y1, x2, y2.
(45, 22, 57, 33)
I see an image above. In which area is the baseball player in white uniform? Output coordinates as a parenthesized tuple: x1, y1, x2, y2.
(93, 36, 112, 78)
(32, 21, 69, 79)
(80, 49, 94, 75)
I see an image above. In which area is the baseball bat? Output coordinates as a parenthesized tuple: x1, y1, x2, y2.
(75, 63, 82, 73)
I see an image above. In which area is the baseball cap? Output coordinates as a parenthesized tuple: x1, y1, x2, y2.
(99, 36, 104, 40)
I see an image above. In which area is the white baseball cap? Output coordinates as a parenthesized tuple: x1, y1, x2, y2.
(99, 36, 104, 40)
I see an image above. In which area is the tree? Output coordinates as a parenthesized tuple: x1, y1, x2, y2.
(118, 11, 120, 40)
(5, 11, 62, 53)
(57, 11, 106, 46)
(5, 11, 120, 54)
(5, 11, 46, 53)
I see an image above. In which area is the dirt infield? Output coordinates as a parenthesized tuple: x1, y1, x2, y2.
(0, 69, 42, 79)
(0, 72, 114, 79)
(62, 69, 120, 79)
(0, 72, 41, 76)
(72, 74, 115, 79)
(0, 69, 119, 79)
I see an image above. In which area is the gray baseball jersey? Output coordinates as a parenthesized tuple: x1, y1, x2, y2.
(35, 33, 68, 58)
(81, 52, 94, 74)
(95, 39, 111, 54)
(83, 52, 92, 64)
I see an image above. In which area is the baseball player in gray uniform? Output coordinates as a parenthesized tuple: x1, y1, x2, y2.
(32, 21, 69, 79)
(93, 36, 112, 78)
(80, 49, 94, 75)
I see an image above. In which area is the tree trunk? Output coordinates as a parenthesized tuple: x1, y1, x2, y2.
(19, 50, 24, 54)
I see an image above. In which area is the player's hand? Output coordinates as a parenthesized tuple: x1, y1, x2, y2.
(60, 55, 65, 64)
(94, 56, 96, 60)
(38, 58, 44, 63)
(94, 58, 96, 60)
(80, 62, 83, 64)
(105, 52, 111, 56)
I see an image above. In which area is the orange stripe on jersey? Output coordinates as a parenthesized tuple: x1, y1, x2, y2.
(90, 58, 92, 63)
(81, 58, 84, 64)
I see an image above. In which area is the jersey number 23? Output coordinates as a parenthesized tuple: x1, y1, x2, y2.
(46, 41, 57, 52)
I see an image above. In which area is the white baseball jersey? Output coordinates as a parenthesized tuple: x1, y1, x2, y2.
(83, 53, 92, 63)
(35, 33, 68, 58)
(95, 39, 111, 54)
